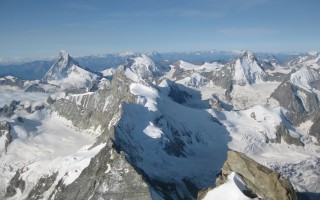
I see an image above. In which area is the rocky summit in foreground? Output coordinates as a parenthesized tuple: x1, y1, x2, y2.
(0, 50, 319, 200)
(198, 150, 297, 200)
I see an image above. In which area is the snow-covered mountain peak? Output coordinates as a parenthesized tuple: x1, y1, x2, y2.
(239, 51, 257, 63)
(124, 54, 162, 81)
(43, 51, 97, 90)
(135, 54, 155, 66)
(55, 50, 74, 69)
(232, 51, 266, 85)
(290, 66, 320, 92)
(59, 50, 69, 60)
(266, 55, 280, 65)
(44, 51, 79, 81)
(288, 52, 320, 69)
(308, 51, 319, 57)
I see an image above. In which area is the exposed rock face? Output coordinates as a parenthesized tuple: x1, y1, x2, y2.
(204, 51, 266, 88)
(44, 69, 152, 199)
(5, 170, 26, 197)
(171, 63, 191, 81)
(49, 144, 151, 200)
(0, 76, 26, 89)
(52, 69, 136, 144)
(212, 151, 297, 200)
(0, 100, 20, 118)
(309, 115, 320, 143)
(271, 68, 320, 126)
(275, 124, 304, 146)
(124, 54, 164, 81)
(3, 69, 152, 199)
(27, 172, 58, 200)
(0, 121, 11, 153)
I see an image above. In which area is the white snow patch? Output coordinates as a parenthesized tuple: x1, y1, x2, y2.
(47, 65, 97, 90)
(143, 122, 163, 139)
(179, 60, 222, 72)
(124, 68, 140, 82)
(0, 110, 101, 199)
(130, 83, 159, 111)
(101, 68, 116, 76)
(203, 172, 257, 200)
(105, 164, 111, 174)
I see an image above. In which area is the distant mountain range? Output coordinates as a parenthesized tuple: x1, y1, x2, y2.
(0, 50, 305, 80)
(0, 50, 319, 200)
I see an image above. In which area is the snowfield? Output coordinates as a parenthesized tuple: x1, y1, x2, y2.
(202, 172, 257, 200)
(0, 110, 101, 199)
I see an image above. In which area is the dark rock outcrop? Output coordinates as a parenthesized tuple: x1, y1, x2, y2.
(0, 76, 25, 89)
(49, 145, 151, 200)
(27, 172, 58, 200)
(271, 70, 320, 126)
(0, 100, 20, 118)
(0, 121, 11, 153)
(275, 124, 304, 146)
(5, 170, 26, 197)
(309, 116, 320, 143)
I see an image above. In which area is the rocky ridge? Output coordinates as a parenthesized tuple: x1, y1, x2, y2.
(0, 121, 11, 153)
(199, 151, 297, 200)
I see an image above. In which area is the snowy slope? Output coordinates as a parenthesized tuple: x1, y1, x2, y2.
(43, 50, 98, 90)
(202, 172, 257, 200)
(290, 66, 320, 92)
(179, 60, 222, 72)
(100, 67, 116, 76)
(0, 110, 101, 199)
(114, 82, 230, 198)
(177, 72, 208, 88)
(288, 51, 320, 69)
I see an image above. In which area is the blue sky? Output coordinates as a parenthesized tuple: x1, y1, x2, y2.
(0, 0, 319, 58)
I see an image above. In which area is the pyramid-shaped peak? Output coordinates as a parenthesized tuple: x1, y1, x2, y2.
(59, 50, 70, 60)
(240, 51, 256, 60)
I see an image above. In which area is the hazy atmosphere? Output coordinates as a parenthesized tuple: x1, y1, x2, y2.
(0, 1, 320, 200)
(0, 0, 319, 58)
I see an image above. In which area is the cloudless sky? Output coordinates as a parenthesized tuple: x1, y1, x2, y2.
(0, 0, 319, 58)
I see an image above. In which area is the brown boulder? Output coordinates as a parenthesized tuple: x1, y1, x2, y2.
(216, 151, 297, 200)
(199, 151, 297, 200)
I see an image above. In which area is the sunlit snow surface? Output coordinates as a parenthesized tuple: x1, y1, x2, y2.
(203, 172, 258, 200)
(0, 89, 101, 199)
(179, 60, 222, 72)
